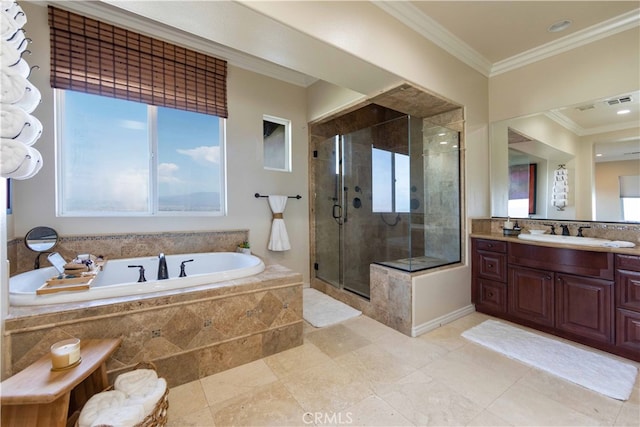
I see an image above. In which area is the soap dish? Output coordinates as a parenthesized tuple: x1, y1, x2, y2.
(503, 228, 521, 237)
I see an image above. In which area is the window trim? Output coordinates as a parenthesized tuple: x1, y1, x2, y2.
(55, 89, 227, 217)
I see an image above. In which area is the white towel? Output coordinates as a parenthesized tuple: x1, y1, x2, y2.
(78, 390, 128, 427)
(12, 80, 40, 113)
(2, 144, 41, 179)
(0, 104, 28, 138)
(602, 241, 636, 248)
(10, 57, 30, 78)
(13, 115, 42, 145)
(114, 368, 158, 396)
(267, 195, 291, 251)
(90, 404, 145, 427)
(0, 9, 18, 40)
(0, 38, 20, 67)
(126, 377, 167, 415)
(0, 68, 26, 104)
(1, 137, 27, 174)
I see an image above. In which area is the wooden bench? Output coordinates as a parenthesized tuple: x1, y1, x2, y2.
(1, 338, 122, 427)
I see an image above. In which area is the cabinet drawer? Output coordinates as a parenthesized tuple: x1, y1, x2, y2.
(476, 279, 507, 314)
(475, 239, 507, 253)
(616, 269, 640, 311)
(476, 251, 507, 282)
(616, 309, 640, 353)
(556, 274, 613, 344)
(617, 254, 640, 272)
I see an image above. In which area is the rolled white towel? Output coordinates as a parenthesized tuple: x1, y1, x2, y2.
(0, 68, 26, 104)
(4, 27, 27, 53)
(3, 144, 41, 179)
(12, 79, 40, 113)
(0, 38, 20, 67)
(14, 115, 43, 146)
(0, 9, 18, 40)
(7, 4, 26, 28)
(10, 57, 30, 78)
(12, 146, 42, 180)
(1, 137, 27, 175)
(126, 377, 167, 415)
(90, 404, 146, 427)
(78, 390, 127, 427)
(114, 368, 158, 396)
(0, 104, 28, 138)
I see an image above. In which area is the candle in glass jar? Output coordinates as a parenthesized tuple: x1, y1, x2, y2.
(51, 338, 81, 369)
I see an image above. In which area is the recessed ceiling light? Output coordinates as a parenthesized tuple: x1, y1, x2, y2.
(617, 109, 631, 115)
(548, 20, 572, 33)
(596, 153, 603, 157)
(439, 141, 448, 145)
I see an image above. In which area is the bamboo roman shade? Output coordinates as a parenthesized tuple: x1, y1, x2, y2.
(48, 6, 228, 118)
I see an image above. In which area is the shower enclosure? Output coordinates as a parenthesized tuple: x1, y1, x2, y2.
(313, 105, 461, 299)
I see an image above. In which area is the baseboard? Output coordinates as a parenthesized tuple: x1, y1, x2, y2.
(411, 304, 476, 337)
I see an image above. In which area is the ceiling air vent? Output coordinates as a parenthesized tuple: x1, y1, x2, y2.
(607, 95, 632, 106)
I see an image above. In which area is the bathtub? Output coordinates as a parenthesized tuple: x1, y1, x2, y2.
(10, 252, 265, 306)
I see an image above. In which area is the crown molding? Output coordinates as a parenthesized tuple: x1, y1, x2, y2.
(491, 9, 640, 76)
(374, 2, 639, 79)
(46, 0, 317, 87)
(373, 1, 493, 77)
(545, 110, 639, 136)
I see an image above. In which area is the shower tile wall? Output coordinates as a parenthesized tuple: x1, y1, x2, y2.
(8, 230, 249, 275)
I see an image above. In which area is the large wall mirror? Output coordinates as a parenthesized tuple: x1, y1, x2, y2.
(491, 90, 640, 223)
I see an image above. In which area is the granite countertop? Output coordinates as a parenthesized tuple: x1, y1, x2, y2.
(470, 232, 640, 256)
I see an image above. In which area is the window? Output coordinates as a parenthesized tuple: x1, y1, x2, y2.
(263, 115, 291, 172)
(620, 175, 640, 222)
(371, 147, 410, 213)
(56, 90, 225, 216)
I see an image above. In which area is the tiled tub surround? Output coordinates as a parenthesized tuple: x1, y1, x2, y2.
(3, 264, 303, 386)
(8, 230, 249, 275)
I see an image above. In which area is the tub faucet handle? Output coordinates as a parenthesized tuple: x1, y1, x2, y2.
(179, 259, 194, 277)
(128, 265, 146, 282)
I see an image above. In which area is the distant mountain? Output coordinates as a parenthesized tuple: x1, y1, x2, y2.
(159, 192, 220, 211)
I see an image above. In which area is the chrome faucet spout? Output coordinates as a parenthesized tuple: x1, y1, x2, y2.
(157, 253, 169, 280)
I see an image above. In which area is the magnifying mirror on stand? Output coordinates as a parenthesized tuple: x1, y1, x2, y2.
(24, 226, 59, 269)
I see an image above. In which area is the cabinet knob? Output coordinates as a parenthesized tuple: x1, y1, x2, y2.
(487, 264, 493, 268)
(546, 275, 552, 280)
(487, 292, 494, 297)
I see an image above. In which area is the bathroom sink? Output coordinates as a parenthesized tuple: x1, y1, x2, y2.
(517, 233, 626, 247)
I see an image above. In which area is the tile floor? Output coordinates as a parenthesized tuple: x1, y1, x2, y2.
(166, 312, 640, 426)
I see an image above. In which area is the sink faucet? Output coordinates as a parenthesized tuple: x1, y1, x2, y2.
(560, 225, 570, 236)
(157, 253, 168, 280)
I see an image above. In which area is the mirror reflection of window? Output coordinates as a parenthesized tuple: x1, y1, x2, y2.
(263, 115, 291, 172)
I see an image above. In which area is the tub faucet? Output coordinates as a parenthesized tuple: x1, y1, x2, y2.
(157, 253, 168, 280)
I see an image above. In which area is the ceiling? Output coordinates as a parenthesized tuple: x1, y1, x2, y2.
(378, 1, 640, 133)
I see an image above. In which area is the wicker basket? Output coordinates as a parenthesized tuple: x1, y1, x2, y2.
(76, 361, 169, 427)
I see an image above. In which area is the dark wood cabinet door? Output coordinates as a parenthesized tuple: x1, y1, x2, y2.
(556, 274, 614, 343)
(616, 269, 640, 312)
(616, 309, 640, 352)
(508, 266, 554, 327)
(476, 251, 507, 282)
(476, 278, 507, 315)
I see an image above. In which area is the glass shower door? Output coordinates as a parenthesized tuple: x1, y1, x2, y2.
(314, 136, 341, 288)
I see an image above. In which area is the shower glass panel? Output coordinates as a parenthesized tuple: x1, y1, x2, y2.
(314, 111, 462, 299)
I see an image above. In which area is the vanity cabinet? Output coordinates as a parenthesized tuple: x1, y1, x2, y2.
(471, 239, 507, 315)
(508, 266, 554, 327)
(471, 237, 634, 361)
(615, 254, 640, 353)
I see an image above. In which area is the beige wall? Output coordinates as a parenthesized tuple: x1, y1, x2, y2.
(595, 159, 640, 222)
(9, 3, 310, 283)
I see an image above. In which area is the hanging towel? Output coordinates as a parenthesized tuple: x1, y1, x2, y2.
(268, 195, 291, 251)
(0, 104, 28, 138)
(0, 38, 20, 67)
(0, 67, 26, 104)
(1, 137, 27, 175)
(12, 80, 40, 113)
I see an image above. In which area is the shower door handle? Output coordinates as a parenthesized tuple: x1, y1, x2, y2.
(332, 204, 342, 219)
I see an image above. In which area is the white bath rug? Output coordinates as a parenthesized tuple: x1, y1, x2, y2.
(462, 320, 637, 401)
(303, 288, 361, 328)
